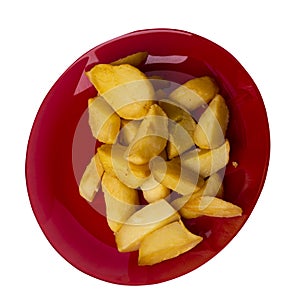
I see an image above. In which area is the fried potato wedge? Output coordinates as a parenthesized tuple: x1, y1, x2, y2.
(111, 51, 148, 67)
(126, 104, 168, 165)
(150, 156, 204, 195)
(143, 183, 170, 204)
(169, 76, 219, 111)
(101, 173, 140, 232)
(97, 144, 149, 188)
(204, 172, 224, 198)
(194, 94, 229, 149)
(118, 119, 141, 146)
(159, 99, 197, 158)
(172, 172, 224, 211)
(115, 199, 179, 252)
(86, 64, 155, 119)
(179, 196, 242, 219)
(79, 154, 104, 202)
(88, 96, 121, 144)
(141, 175, 170, 203)
(138, 221, 203, 266)
(181, 139, 230, 178)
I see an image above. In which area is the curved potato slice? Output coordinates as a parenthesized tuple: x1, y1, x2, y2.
(86, 64, 155, 119)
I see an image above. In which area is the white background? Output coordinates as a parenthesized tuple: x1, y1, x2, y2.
(1, 0, 299, 303)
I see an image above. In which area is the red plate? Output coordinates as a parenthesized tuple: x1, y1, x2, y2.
(25, 28, 270, 285)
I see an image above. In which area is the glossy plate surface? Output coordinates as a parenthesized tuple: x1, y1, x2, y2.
(26, 28, 270, 285)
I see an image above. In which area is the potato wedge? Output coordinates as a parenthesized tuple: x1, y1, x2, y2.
(143, 183, 170, 203)
(194, 94, 229, 149)
(101, 172, 139, 208)
(159, 99, 196, 158)
(111, 51, 148, 67)
(88, 96, 121, 144)
(126, 104, 168, 165)
(150, 156, 204, 195)
(169, 76, 219, 111)
(141, 175, 170, 203)
(101, 172, 140, 232)
(179, 196, 242, 219)
(79, 154, 104, 202)
(172, 172, 224, 211)
(115, 199, 180, 252)
(138, 221, 202, 266)
(97, 144, 149, 188)
(118, 119, 141, 146)
(204, 172, 224, 198)
(86, 64, 155, 119)
(181, 139, 230, 178)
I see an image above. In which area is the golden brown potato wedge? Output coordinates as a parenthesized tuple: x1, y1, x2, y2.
(179, 196, 242, 219)
(172, 172, 224, 211)
(96, 144, 114, 174)
(88, 96, 121, 144)
(150, 156, 204, 195)
(138, 220, 203, 266)
(159, 100, 197, 158)
(111, 51, 148, 67)
(194, 94, 229, 149)
(181, 139, 230, 178)
(204, 172, 224, 198)
(118, 119, 141, 146)
(143, 183, 170, 203)
(79, 154, 104, 202)
(101, 172, 140, 232)
(141, 175, 170, 203)
(115, 199, 180, 252)
(86, 64, 155, 119)
(169, 76, 219, 111)
(126, 104, 168, 165)
(97, 144, 149, 188)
